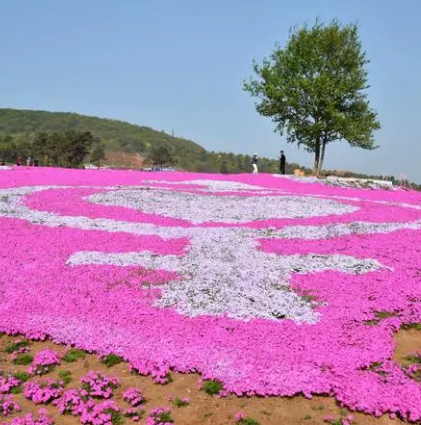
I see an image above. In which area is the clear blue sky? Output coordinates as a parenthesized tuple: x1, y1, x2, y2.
(1, 0, 420, 181)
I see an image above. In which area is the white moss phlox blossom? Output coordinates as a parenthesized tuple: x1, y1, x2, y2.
(0, 184, 410, 323)
(89, 189, 358, 223)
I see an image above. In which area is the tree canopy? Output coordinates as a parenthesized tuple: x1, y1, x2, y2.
(243, 20, 381, 175)
(33, 131, 94, 167)
(147, 146, 173, 168)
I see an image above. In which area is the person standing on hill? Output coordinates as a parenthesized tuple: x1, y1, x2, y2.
(252, 153, 259, 174)
(279, 150, 286, 174)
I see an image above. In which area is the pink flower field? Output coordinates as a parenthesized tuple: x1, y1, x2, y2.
(1, 167, 421, 421)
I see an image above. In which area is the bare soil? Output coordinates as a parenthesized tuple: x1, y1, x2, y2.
(0, 330, 418, 425)
(104, 151, 144, 168)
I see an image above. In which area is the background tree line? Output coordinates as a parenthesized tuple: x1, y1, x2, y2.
(0, 108, 204, 167)
(0, 131, 105, 168)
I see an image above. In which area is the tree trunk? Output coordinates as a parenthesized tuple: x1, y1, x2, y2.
(313, 144, 320, 175)
(318, 141, 327, 176)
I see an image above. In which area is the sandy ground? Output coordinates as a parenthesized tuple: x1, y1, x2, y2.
(0, 330, 418, 425)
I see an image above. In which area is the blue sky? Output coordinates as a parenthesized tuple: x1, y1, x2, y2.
(1, 0, 420, 181)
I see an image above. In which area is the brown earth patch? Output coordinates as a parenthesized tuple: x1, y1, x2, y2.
(0, 336, 404, 425)
(104, 151, 144, 168)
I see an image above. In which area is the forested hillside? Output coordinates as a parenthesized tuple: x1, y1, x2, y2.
(0, 108, 307, 173)
(0, 108, 207, 169)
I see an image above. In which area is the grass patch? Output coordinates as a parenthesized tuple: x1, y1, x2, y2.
(156, 411, 174, 423)
(303, 414, 312, 420)
(4, 340, 30, 354)
(58, 370, 72, 385)
(326, 420, 343, 425)
(10, 385, 22, 394)
(365, 311, 401, 327)
(365, 319, 380, 326)
(13, 372, 30, 382)
(402, 323, 421, 332)
(237, 419, 260, 425)
(12, 353, 33, 365)
(405, 354, 421, 364)
(375, 311, 400, 319)
(62, 348, 86, 363)
(101, 354, 124, 368)
(104, 409, 123, 425)
(202, 380, 223, 396)
(172, 397, 189, 407)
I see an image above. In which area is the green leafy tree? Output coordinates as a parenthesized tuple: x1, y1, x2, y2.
(236, 155, 245, 173)
(148, 146, 172, 168)
(220, 160, 229, 174)
(244, 20, 381, 175)
(0, 135, 16, 163)
(244, 155, 252, 173)
(91, 142, 106, 166)
(32, 132, 48, 164)
(63, 131, 94, 167)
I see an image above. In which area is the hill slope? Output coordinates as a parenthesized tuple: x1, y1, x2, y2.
(0, 108, 205, 168)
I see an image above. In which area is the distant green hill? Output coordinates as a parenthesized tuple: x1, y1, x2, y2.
(0, 108, 205, 168)
(1, 108, 417, 188)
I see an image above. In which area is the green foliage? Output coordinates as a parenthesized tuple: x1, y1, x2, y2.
(220, 160, 229, 174)
(10, 386, 23, 394)
(91, 142, 106, 166)
(13, 372, 30, 382)
(107, 410, 123, 425)
(172, 397, 189, 407)
(202, 379, 223, 396)
(101, 354, 124, 368)
(13, 353, 33, 365)
(0, 134, 16, 162)
(402, 323, 421, 332)
(4, 340, 30, 354)
(156, 411, 174, 423)
(62, 348, 86, 363)
(244, 19, 380, 175)
(147, 146, 173, 167)
(237, 419, 260, 425)
(0, 108, 204, 168)
(58, 370, 72, 385)
(375, 311, 400, 319)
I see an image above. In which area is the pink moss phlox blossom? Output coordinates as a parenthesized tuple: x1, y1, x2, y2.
(53, 389, 87, 415)
(80, 371, 120, 399)
(3, 408, 54, 424)
(146, 407, 173, 425)
(80, 399, 120, 425)
(123, 388, 145, 407)
(124, 406, 145, 421)
(234, 411, 246, 422)
(23, 379, 63, 404)
(28, 349, 60, 375)
(1, 169, 421, 419)
(0, 374, 21, 394)
(0, 394, 21, 416)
